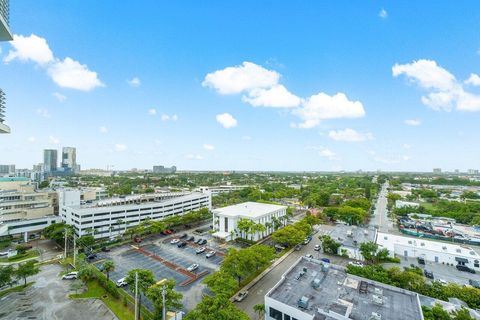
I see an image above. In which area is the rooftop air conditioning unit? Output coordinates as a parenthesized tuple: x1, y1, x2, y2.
(369, 312, 381, 320)
(374, 287, 383, 295)
(372, 295, 383, 305)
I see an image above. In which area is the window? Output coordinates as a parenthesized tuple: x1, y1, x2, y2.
(420, 242, 425, 246)
(269, 307, 282, 320)
(456, 249, 461, 253)
(284, 315, 291, 320)
(408, 241, 412, 244)
(224, 217, 228, 232)
(383, 236, 388, 240)
(475, 260, 479, 268)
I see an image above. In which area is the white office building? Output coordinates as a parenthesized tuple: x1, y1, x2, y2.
(211, 202, 287, 241)
(377, 232, 480, 272)
(59, 190, 211, 239)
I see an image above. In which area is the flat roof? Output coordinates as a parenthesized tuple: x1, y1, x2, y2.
(267, 257, 423, 320)
(326, 224, 376, 248)
(0, 177, 29, 182)
(212, 201, 286, 218)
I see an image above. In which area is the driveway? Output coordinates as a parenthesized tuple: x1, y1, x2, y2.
(0, 264, 117, 320)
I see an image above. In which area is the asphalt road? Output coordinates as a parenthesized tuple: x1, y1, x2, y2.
(234, 232, 348, 319)
(370, 182, 398, 234)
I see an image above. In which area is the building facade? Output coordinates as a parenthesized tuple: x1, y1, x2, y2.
(0, 1, 12, 133)
(211, 202, 287, 241)
(59, 190, 211, 239)
(0, 164, 15, 176)
(0, 88, 9, 133)
(43, 149, 58, 173)
(153, 165, 177, 174)
(61, 147, 77, 172)
(377, 232, 480, 272)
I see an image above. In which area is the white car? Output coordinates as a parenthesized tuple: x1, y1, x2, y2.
(305, 254, 314, 259)
(187, 264, 199, 272)
(170, 238, 180, 245)
(348, 261, 364, 267)
(195, 247, 206, 254)
(436, 279, 448, 285)
(116, 277, 128, 287)
(62, 272, 78, 280)
(206, 250, 216, 258)
(234, 290, 248, 302)
(314, 245, 321, 251)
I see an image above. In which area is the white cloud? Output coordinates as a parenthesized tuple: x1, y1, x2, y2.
(49, 135, 60, 145)
(404, 119, 421, 126)
(161, 114, 170, 121)
(242, 85, 302, 108)
(292, 92, 365, 128)
(171, 114, 178, 121)
(203, 144, 215, 151)
(318, 148, 339, 161)
(393, 59, 480, 112)
(186, 154, 204, 160)
(203, 61, 279, 95)
(47, 57, 104, 91)
(4, 34, 104, 91)
(403, 144, 411, 149)
(328, 128, 373, 142)
(36, 108, 51, 118)
(241, 135, 252, 141)
(378, 8, 388, 19)
(99, 126, 108, 134)
(114, 144, 127, 152)
(148, 108, 157, 115)
(127, 77, 141, 87)
(52, 92, 66, 102)
(27, 136, 36, 143)
(216, 113, 238, 128)
(402, 155, 411, 161)
(4, 34, 54, 65)
(465, 73, 480, 86)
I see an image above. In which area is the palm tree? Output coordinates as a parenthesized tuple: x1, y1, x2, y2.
(103, 260, 115, 281)
(116, 219, 125, 233)
(253, 304, 265, 320)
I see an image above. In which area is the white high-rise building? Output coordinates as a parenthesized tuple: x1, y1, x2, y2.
(0, 1, 12, 134)
(62, 147, 77, 172)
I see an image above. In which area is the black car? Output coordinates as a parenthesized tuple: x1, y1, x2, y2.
(199, 239, 207, 245)
(180, 234, 188, 239)
(187, 236, 195, 242)
(423, 270, 434, 279)
(456, 265, 476, 274)
(195, 239, 203, 244)
(87, 253, 97, 260)
(101, 247, 111, 252)
(177, 241, 187, 248)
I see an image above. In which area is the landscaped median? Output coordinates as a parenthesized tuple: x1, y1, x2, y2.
(0, 249, 40, 264)
(0, 282, 34, 298)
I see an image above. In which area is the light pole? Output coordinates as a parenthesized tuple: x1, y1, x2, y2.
(162, 285, 167, 320)
(134, 272, 139, 320)
(73, 233, 76, 267)
(64, 228, 68, 260)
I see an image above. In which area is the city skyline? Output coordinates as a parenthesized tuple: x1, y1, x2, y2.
(1, 2, 480, 171)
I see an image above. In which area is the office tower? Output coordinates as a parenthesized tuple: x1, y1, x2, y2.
(0, 164, 14, 175)
(62, 147, 77, 171)
(43, 149, 58, 173)
(0, 1, 12, 133)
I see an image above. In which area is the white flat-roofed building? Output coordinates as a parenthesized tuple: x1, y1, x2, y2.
(377, 232, 480, 272)
(59, 190, 211, 239)
(265, 257, 423, 320)
(196, 185, 248, 196)
(212, 201, 287, 241)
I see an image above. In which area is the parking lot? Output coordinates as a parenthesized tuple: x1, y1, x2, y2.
(94, 235, 224, 312)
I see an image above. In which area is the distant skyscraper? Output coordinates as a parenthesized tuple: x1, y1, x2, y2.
(153, 165, 177, 174)
(43, 149, 58, 173)
(0, 1, 12, 134)
(62, 147, 77, 171)
(433, 168, 442, 174)
(0, 164, 14, 175)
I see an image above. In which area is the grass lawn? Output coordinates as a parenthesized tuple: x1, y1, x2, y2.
(0, 282, 34, 298)
(0, 250, 39, 263)
(70, 280, 147, 320)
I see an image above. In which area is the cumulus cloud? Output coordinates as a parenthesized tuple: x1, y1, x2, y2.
(404, 119, 421, 126)
(114, 144, 127, 152)
(318, 148, 339, 161)
(127, 77, 141, 87)
(4, 34, 54, 65)
(216, 113, 238, 128)
(292, 93, 365, 128)
(328, 128, 373, 142)
(4, 34, 104, 91)
(203, 61, 279, 95)
(186, 154, 204, 160)
(36, 108, 51, 118)
(465, 73, 480, 86)
(27, 136, 36, 143)
(49, 135, 60, 145)
(148, 108, 157, 115)
(204, 62, 366, 127)
(203, 144, 215, 151)
(393, 59, 480, 112)
(378, 8, 388, 18)
(52, 92, 66, 102)
(160, 114, 178, 122)
(99, 126, 108, 134)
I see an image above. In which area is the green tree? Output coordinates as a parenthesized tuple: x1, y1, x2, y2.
(125, 269, 156, 318)
(203, 270, 238, 297)
(320, 235, 341, 255)
(236, 218, 255, 240)
(253, 303, 265, 320)
(39, 180, 49, 189)
(146, 279, 183, 318)
(359, 241, 379, 264)
(452, 308, 475, 320)
(102, 260, 115, 281)
(78, 264, 96, 281)
(15, 260, 40, 286)
(271, 224, 306, 247)
(15, 245, 28, 255)
(70, 279, 84, 294)
(184, 295, 249, 320)
(0, 265, 14, 287)
(77, 235, 95, 249)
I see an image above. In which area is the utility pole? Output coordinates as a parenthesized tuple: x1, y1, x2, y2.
(162, 285, 167, 320)
(134, 272, 139, 320)
(64, 228, 68, 259)
(73, 233, 77, 267)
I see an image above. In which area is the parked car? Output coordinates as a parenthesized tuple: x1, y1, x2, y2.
(198, 239, 207, 245)
(469, 279, 480, 288)
(195, 239, 203, 244)
(180, 234, 188, 239)
(116, 277, 128, 287)
(187, 236, 195, 242)
(424, 270, 434, 279)
(417, 257, 426, 265)
(0, 249, 13, 256)
(305, 254, 313, 259)
(303, 238, 311, 245)
(177, 241, 187, 248)
(170, 238, 180, 245)
(234, 290, 248, 302)
(456, 265, 476, 274)
(294, 245, 302, 251)
(314, 245, 321, 251)
(87, 253, 97, 260)
(206, 250, 216, 258)
(133, 236, 142, 243)
(436, 279, 448, 285)
(101, 247, 111, 252)
(321, 258, 331, 263)
(348, 261, 364, 267)
(187, 264, 199, 272)
(62, 272, 78, 280)
(274, 244, 286, 252)
(196, 247, 206, 254)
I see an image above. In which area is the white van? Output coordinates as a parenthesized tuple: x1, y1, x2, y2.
(116, 277, 128, 287)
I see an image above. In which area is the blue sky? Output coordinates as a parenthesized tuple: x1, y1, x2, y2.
(1, 1, 480, 171)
